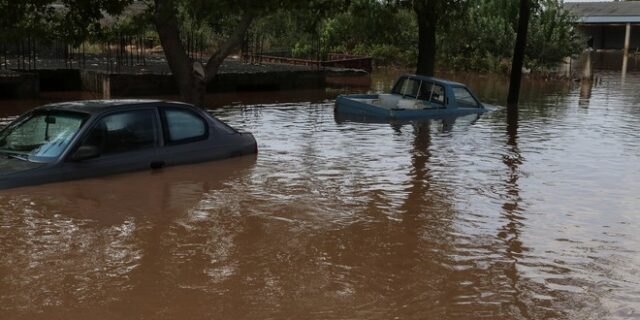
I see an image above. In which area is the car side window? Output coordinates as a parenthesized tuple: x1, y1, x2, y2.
(391, 77, 407, 95)
(418, 82, 445, 105)
(417, 81, 433, 100)
(392, 78, 421, 98)
(79, 110, 157, 156)
(163, 108, 207, 143)
(430, 84, 445, 105)
(452, 87, 480, 108)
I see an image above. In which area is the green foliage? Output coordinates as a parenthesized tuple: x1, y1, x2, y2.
(157, 0, 321, 55)
(252, 9, 315, 57)
(250, 0, 579, 73)
(438, 0, 581, 73)
(0, 0, 582, 74)
(322, 1, 419, 64)
(253, 0, 418, 64)
(292, 42, 315, 59)
(56, 0, 133, 43)
(250, 1, 351, 58)
(0, 0, 133, 44)
(438, 0, 517, 72)
(356, 44, 417, 66)
(1, 1, 55, 41)
(525, 0, 581, 70)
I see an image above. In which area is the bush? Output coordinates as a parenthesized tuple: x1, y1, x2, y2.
(292, 42, 314, 59)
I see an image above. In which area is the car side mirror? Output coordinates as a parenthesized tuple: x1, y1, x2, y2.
(70, 145, 100, 161)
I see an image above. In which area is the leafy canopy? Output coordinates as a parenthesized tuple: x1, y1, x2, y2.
(0, 0, 133, 43)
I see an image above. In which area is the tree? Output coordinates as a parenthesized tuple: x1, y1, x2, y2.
(152, 0, 349, 106)
(152, 0, 255, 106)
(411, 0, 464, 76)
(338, 0, 417, 65)
(412, 0, 438, 76)
(0, 0, 132, 44)
(525, 0, 580, 71)
(438, 0, 578, 74)
(437, 0, 516, 72)
(507, 0, 531, 108)
(259, 0, 350, 59)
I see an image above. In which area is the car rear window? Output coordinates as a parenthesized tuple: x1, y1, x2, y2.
(392, 77, 421, 98)
(418, 82, 445, 105)
(163, 108, 208, 144)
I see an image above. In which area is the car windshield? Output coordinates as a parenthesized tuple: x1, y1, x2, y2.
(452, 86, 480, 108)
(0, 111, 88, 163)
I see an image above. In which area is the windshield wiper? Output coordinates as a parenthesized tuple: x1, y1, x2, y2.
(0, 151, 31, 162)
(10, 154, 29, 161)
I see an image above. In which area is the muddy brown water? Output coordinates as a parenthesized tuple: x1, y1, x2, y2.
(1, 71, 640, 319)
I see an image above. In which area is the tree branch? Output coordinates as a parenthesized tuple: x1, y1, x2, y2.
(204, 13, 254, 81)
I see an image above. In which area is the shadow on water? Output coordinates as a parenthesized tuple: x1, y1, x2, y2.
(330, 111, 532, 318)
(500, 111, 531, 317)
(290, 115, 461, 318)
(579, 80, 593, 108)
(329, 100, 628, 319)
(393, 119, 453, 318)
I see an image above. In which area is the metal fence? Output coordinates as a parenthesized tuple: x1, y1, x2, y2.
(0, 32, 206, 73)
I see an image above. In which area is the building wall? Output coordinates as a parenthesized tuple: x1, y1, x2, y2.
(579, 25, 640, 50)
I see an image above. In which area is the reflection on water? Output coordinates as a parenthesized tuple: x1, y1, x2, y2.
(2, 71, 640, 319)
(0, 157, 257, 319)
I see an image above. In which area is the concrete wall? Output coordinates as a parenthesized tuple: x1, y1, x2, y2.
(2, 67, 344, 99)
(108, 73, 178, 96)
(38, 69, 81, 91)
(0, 72, 39, 99)
(208, 71, 326, 93)
(82, 70, 329, 97)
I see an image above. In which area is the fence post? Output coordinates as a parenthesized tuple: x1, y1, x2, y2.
(102, 73, 111, 99)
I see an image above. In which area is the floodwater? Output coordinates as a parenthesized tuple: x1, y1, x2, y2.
(1, 71, 640, 319)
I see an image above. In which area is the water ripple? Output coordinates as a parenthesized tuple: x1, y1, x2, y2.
(2, 72, 640, 319)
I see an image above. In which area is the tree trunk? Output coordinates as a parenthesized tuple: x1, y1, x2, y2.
(154, 0, 253, 107)
(507, 0, 531, 109)
(414, 1, 437, 76)
(154, 0, 196, 104)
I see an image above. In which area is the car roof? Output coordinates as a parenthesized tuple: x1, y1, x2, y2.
(34, 99, 192, 114)
(401, 74, 467, 87)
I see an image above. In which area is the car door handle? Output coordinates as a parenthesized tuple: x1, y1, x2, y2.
(150, 161, 165, 170)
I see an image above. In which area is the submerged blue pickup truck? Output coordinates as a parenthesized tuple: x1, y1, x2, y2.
(335, 74, 490, 119)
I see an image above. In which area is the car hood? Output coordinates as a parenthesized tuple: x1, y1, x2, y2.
(0, 157, 47, 178)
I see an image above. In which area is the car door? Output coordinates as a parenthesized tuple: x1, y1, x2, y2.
(60, 107, 161, 181)
(155, 106, 228, 166)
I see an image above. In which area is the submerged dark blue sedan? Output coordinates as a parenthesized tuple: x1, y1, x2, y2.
(0, 100, 257, 190)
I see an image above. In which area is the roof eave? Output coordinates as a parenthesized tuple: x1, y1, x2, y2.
(577, 16, 640, 24)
